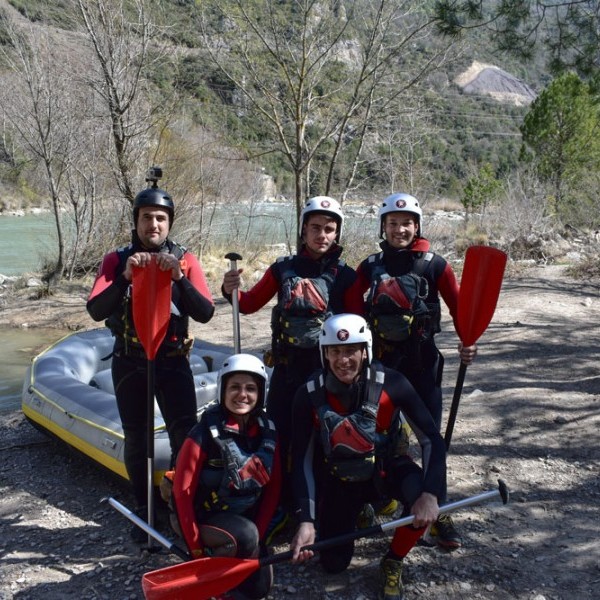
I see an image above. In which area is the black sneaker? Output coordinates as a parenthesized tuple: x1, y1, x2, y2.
(377, 556, 404, 600)
(429, 514, 462, 550)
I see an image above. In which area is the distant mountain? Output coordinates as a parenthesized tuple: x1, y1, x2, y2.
(454, 61, 537, 106)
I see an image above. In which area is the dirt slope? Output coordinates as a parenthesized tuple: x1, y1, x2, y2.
(1, 264, 599, 600)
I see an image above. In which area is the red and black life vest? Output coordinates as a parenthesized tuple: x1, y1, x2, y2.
(271, 256, 344, 349)
(366, 251, 441, 344)
(307, 364, 399, 482)
(198, 406, 277, 514)
(105, 239, 190, 355)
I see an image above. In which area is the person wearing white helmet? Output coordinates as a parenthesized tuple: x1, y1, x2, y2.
(87, 169, 215, 542)
(172, 353, 281, 599)
(221, 196, 356, 534)
(289, 314, 446, 600)
(345, 192, 477, 550)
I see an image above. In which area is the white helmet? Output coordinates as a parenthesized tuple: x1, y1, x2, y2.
(217, 353, 269, 410)
(319, 313, 373, 366)
(379, 192, 422, 238)
(300, 196, 344, 243)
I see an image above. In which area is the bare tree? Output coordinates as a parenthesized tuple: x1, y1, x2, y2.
(200, 0, 460, 242)
(76, 0, 179, 204)
(0, 13, 79, 283)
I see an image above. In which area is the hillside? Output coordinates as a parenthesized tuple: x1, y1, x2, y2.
(0, 0, 544, 206)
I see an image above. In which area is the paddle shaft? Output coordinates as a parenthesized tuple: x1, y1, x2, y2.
(225, 252, 243, 353)
(106, 497, 191, 561)
(260, 481, 508, 567)
(444, 362, 467, 450)
(146, 359, 156, 547)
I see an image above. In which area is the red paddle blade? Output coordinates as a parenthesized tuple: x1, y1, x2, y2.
(132, 257, 172, 360)
(142, 556, 260, 600)
(457, 245, 507, 346)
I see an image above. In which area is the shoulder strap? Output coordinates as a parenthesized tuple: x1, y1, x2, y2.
(362, 363, 385, 418)
(307, 372, 327, 408)
(275, 255, 296, 281)
(167, 240, 186, 260)
(115, 244, 134, 277)
(412, 251, 435, 277)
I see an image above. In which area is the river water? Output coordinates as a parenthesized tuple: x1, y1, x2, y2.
(0, 207, 378, 415)
(0, 327, 67, 414)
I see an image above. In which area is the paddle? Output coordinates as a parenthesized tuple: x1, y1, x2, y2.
(141, 481, 509, 600)
(444, 245, 507, 450)
(224, 252, 243, 353)
(132, 255, 172, 548)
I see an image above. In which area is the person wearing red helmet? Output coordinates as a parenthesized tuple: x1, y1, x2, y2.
(221, 196, 356, 535)
(87, 175, 214, 540)
(345, 192, 477, 550)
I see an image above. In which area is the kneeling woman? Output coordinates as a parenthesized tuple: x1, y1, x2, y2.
(173, 354, 281, 599)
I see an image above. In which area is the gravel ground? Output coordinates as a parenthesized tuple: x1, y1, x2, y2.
(1, 264, 599, 599)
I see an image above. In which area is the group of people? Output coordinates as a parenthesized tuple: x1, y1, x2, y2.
(87, 180, 476, 600)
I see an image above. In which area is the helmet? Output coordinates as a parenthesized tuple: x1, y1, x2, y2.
(217, 353, 269, 411)
(379, 192, 422, 238)
(319, 313, 372, 366)
(133, 187, 175, 227)
(300, 196, 344, 243)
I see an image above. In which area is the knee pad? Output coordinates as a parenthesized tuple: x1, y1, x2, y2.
(200, 512, 259, 558)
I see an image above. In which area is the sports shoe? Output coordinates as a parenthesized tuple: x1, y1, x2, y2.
(356, 503, 376, 529)
(264, 507, 289, 545)
(375, 498, 398, 516)
(429, 514, 462, 549)
(377, 556, 404, 600)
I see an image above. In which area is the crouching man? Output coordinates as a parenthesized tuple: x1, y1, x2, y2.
(289, 314, 446, 600)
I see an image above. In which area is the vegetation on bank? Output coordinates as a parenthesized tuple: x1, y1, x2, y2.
(0, 0, 598, 286)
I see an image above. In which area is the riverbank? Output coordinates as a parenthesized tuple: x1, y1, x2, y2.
(1, 263, 599, 599)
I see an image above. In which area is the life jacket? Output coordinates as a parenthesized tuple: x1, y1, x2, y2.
(366, 251, 441, 345)
(307, 364, 399, 482)
(105, 239, 191, 355)
(271, 256, 344, 350)
(198, 406, 277, 514)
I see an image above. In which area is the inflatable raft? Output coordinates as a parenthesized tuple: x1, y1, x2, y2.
(21, 328, 234, 484)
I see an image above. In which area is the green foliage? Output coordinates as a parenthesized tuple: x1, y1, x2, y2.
(434, 1, 600, 80)
(461, 163, 502, 215)
(520, 72, 600, 225)
(8, 0, 75, 29)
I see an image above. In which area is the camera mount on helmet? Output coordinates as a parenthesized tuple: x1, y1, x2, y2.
(133, 166, 174, 226)
(145, 166, 163, 189)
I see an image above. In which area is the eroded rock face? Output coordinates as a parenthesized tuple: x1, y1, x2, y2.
(455, 60, 537, 106)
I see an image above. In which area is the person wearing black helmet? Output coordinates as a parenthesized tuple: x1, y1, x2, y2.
(346, 192, 477, 550)
(86, 172, 215, 540)
(220, 197, 356, 536)
(172, 354, 281, 600)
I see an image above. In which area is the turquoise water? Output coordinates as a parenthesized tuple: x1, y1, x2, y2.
(0, 213, 57, 276)
(0, 206, 377, 414)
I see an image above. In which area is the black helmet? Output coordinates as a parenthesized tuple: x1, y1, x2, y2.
(133, 188, 174, 226)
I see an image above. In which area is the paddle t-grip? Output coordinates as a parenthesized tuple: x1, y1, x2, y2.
(225, 252, 243, 353)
